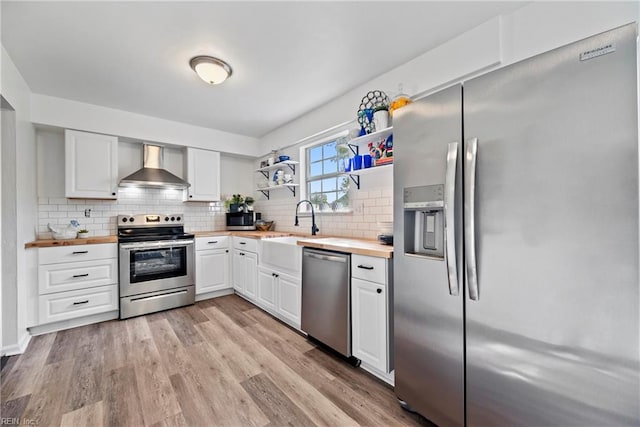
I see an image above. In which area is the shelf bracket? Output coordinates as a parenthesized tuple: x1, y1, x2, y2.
(348, 143, 359, 156)
(259, 171, 269, 179)
(288, 186, 296, 197)
(258, 190, 270, 200)
(349, 174, 360, 190)
(286, 163, 296, 174)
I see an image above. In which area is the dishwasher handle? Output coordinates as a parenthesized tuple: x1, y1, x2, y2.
(303, 251, 347, 263)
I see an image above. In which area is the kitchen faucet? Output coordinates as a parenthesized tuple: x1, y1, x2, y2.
(295, 199, 319, 236)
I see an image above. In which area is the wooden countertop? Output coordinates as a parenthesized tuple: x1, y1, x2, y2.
(26, 231, 394, 259)
(297, 237, 393, 259)
(25, 235, 118, 248)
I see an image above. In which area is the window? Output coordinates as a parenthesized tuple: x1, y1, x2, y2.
(304, 138, 351, 212)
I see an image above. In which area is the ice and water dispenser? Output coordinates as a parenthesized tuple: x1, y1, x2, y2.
(403, 185, 445, 258)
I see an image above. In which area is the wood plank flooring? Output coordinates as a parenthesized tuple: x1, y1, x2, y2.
(1, 295, 431, 426)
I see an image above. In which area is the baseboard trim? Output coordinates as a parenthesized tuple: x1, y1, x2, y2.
(2, 332, 32, 356)
(28, 311, 119, 336)
(195, 288, 234, 302)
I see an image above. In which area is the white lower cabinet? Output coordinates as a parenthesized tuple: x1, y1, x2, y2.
(232, 249, 258, 300)
(256, 265, 301, 329)
(351, 254, 392, 374)
(351, 277, 387, 371)
(36, 243, 119, 327)
(257, 267, 277, 311)
(276, 272, 301, 327)
(195, 236, 231, 295)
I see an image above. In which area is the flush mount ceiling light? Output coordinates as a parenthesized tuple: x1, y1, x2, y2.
(189, 56, 233, 85)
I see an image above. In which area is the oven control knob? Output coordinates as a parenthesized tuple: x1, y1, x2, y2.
(122, 217, 128, 222)
(171, 216, 175, 221)
(165, 216, 170, 222)
(176, 216, 181, 221)
(130, 217, 135, 222)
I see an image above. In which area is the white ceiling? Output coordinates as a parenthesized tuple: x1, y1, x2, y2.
(2, 1, 524, 138)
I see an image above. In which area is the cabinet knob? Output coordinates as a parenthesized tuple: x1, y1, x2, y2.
(112, 192, 116, 196)
(189, 195, 193, 198)
(225, 250, 229, 253)
(377, 288, 382, 294)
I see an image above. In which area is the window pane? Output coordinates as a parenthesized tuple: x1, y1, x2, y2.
(325, 192, 337, 203)
(323, 159, 337, 174)
(322, 177, 337, 192)
(309, 146, 323, 162)
(309, 180, 321, 193)
(323, 142, 337, 158)
(309, 161, 322, 177)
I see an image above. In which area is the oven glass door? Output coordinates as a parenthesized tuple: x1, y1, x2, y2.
(119, 240, 194, 297)
(129, 246, 187, 283)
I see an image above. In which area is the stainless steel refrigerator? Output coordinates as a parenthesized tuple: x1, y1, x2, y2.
(393, 23, 639, 426)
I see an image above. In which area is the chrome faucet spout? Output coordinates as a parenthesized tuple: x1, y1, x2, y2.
(295, 199, 319, 236)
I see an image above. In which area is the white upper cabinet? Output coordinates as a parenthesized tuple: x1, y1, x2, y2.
(65, 130, 119, 199)
(185, 147, 220, 201)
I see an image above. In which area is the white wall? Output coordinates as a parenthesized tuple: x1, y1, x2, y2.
(1, 45, 36, 354)
(31, 94, 261, 157)
(255, 2, 639, 237)
(260, 2, 639, 154)
(220, 154, 255, 198)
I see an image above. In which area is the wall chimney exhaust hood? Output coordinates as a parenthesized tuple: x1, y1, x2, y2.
(119, 144, 190, 189)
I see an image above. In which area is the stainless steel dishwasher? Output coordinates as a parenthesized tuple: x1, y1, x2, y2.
(301, 247, 351, 357)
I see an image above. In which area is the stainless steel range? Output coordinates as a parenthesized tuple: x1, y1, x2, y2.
(118, 214, 195, 319)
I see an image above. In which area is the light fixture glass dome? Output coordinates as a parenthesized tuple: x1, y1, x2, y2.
(190, 56, 232, 85)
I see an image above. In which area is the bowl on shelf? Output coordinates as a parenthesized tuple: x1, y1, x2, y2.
(255, 221, 274, 231)
(278, 155, 290, 162)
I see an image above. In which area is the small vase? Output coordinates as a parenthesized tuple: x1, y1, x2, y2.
(77, 232, 89, 239)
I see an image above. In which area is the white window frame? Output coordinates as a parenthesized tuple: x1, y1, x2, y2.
(299, 129, 351, 214)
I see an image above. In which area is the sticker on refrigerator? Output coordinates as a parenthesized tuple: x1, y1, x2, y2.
(580, 44, 615, 61)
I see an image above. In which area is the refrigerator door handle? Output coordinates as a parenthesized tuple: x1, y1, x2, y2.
(465, 138, 480, 301)
(444, 141, 460, 296)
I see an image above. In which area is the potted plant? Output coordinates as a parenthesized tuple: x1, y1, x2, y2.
(77, 229, 89, 239)
(229, 194, 244, 212)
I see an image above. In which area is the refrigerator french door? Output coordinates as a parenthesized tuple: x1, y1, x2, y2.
(393, 23, 639, 426)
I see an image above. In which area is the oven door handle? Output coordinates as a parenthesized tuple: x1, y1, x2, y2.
(119, 239, 195, 250)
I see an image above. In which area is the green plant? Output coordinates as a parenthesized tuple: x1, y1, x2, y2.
(78, 229, 89, 234)
(244, 196, 254, 206)
(231, 194, 244, 205)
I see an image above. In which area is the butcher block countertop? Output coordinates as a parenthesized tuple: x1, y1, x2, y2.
(25, 235, 118, 248)
(26, 231, 394, 258)
(296, 237, 393, 259)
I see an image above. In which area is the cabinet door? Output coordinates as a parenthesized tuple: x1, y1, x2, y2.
(186, 148, 220, 201)
(277, 273, 301, 328)
(65, 130, 118, 199)
(232, 250, 244, 294)
(351, 277, 387, 372)
(243, 252, 258, 300)
(257, 268, 276, 311)
(196, 249, 230, 295)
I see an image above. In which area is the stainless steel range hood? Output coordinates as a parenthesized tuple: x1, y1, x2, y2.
(119, 144, 190, 189)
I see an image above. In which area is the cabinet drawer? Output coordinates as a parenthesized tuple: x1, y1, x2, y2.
(39, 243, 117, 265)
(196, 236, 229, 251)
(39, 258, 117, 295)
(352, 254, 387, 285)
(39, 284, 118, 324)
(233, 236, 258, 253)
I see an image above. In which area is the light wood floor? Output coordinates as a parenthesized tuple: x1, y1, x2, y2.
(1, 295, 430, 426)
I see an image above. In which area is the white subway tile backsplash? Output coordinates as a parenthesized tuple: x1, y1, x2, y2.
(37, 188, 225, 239)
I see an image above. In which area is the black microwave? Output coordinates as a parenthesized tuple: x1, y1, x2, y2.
(226, 212, 261, 230)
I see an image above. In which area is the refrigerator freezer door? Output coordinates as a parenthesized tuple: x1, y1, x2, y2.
(464, 24, 639, 425)
(393, 84, 464, 427)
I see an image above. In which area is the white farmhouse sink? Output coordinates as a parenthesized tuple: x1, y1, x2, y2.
(260, 236, 302, 275)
